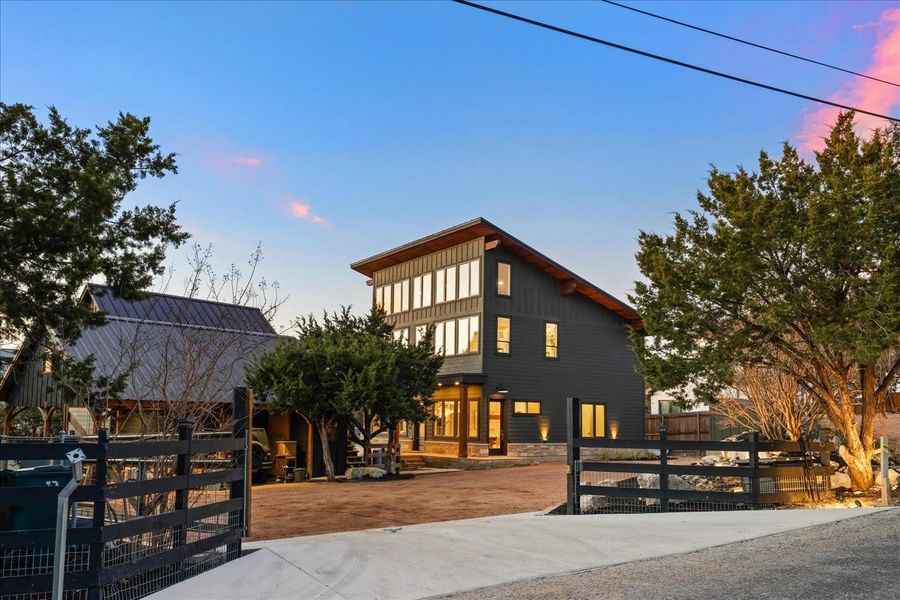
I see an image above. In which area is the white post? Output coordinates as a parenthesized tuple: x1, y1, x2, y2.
(53, 449, 85, 600)
(881, 436, 890, 507)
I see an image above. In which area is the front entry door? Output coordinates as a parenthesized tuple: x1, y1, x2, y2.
(488, 399, 506, 455)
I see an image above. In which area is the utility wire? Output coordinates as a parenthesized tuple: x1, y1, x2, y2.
(601, 0, 899, 88)
(450, 0, 900, 124)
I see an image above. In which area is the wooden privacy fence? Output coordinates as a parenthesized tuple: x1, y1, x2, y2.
(645, 411, 745, 441)
(567, 398, 833, 515)
(0, 419, 248, 600)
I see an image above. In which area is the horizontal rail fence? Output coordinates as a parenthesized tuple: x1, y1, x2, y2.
(0, 422, 246, 600)
(566, 397, 833, 515)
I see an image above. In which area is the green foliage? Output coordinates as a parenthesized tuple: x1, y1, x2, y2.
(0, 103, 189, 345)
(631, 113, 899, 401)
(630, 113, 898, 488)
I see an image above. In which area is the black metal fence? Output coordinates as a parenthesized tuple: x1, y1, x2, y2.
(566, 397, 833, 515)
(0, 419, 247, 600)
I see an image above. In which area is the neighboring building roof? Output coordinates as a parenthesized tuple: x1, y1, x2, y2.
(85, 283, 276, 335)
(350, 217, 643, 329)
(1, 285, 278, 407)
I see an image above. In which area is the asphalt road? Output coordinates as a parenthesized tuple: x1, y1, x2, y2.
(446, 509, 900, 600)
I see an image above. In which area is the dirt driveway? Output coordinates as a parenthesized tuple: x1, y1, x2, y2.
(247, 462, 567, 541)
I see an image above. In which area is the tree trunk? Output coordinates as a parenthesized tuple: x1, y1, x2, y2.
(834, 404, 874, 490)
(315, 418, 336, 481)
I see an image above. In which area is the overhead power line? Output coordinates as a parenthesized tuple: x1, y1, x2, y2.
(450, 0, 900, 124)
(601, 0, 899, 88)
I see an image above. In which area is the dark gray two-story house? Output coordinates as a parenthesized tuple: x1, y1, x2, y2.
(351, 218, 645, 458)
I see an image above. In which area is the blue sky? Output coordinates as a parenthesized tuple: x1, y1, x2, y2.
(2, 1, 897, 330)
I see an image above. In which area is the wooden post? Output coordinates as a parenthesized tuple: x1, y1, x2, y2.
(231, 387, 250, 545)
(566, 397, 581, 515)
(695, 412, 701, 441)
(749, 431, 760, 508)
(173, 420, 193, 582)
(458, 383, 469, 458)
(659, 427, 669, 513)
(87, 428, 108, 600)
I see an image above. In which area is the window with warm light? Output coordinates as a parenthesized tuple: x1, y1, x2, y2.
(468, 399, 479, 437)
(497, 262, 511, 296)
(435, 269, 446, 303)
(413, 273, 432, 309)
(433, 400, 457, 437)
(392, 329, 409, 345)
(434, 316, 479, 356)
(580, 403, 606, 438)
(375, 285, 393, 315)
(514, 401, 541, 415)
(545, 322, 558, 359)
(496, 316, 510, 354)
(415, 324, 428, 346)
(42, 351, 53, 374)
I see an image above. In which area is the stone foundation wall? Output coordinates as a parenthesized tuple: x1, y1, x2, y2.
(421, 455, 538, 470)
(423, 440, 459, 456)
(399, 439, 414, 452)
(506, 443, 567, 457)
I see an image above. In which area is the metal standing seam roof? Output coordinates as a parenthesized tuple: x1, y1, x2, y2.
(87, 284, 277, 335)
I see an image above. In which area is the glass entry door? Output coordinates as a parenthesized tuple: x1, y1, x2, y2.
(488, 399, 506, 455)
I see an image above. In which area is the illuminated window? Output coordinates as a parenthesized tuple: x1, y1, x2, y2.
(413, 273, 432, 309)
(468, 399, 479, 437)
(434, 400, 457, 437)
(434, 316, 479, 356)
(469, 259, 480, 296)
(376, 285, 393, 315)
(545, 322, 558, 359)
(513, 401, 541, 415)
(444, 319, 456, 355)
(42, 351, 53, 374)
(497, 262, 511, 296)
(392, 280, 409, 313)
(446, 265, 457, 301)
(435, 322, 445, 355)
(415, 325, 428, 346)
(392, 329, 409, 346)
(580, 403, 606, 438)
(496, 317, 510, 354)
(436, 269, 446, 303)
(459, 262, 470, 298)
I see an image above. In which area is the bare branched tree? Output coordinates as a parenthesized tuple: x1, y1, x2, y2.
(712, 367, 824, 441)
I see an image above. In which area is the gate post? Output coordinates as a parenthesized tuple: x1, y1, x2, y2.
(749, 431, 760, 508)
(87, 429, 108, 600)
(173, 420, 194, 582)
(230, 387, 249, 554)
(566, 397, 581, 515)
(659, 427, 669, 513)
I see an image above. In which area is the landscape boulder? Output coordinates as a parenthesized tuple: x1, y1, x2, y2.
(344, 466, 387, 480)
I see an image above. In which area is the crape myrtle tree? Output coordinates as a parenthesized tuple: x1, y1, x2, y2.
(631, 113, 899, 490)
(247, 308, 442, 481)
(0, 103, 188, 414)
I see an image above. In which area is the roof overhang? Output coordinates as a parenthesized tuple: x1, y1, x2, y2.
(351, 217, 643, 331)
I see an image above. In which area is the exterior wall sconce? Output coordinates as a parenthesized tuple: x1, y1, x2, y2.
(609, 420, 619, 440)
(495, 383, 509, 395)
(538, 416, 550, 442)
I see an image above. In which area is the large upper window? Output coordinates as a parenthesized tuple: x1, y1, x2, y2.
(393, 280, 409, 313)
(435, 259, 480, 304)
(375, 284, 393, 315)
(413, 273, 432, 309)
(415, 324, 428, 346)
(434, 316, 479, 356)
(496, 317, 510, 354)
(497, 262, 511, 296)
(545, 322, 559, 359)
(392, 329, 409, 346)
(581, 403, 606, 438)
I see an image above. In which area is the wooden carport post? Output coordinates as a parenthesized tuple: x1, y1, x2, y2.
(458, 383, 469, 458)
(566, 397, 581, 515)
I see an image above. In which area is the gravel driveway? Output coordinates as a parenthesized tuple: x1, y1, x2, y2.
(446, 509, 900, 600)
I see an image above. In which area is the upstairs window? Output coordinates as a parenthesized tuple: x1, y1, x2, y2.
(375, 285, 393, 315)
(497, 262, 511, 296)
(496, 317, 510, 354)
(433, 316, 479, 356)
(415, 324, 429, 347)
(42, 350, 53, 374)
(413, 273, 432, 309)
(392, 280, 409, 313)
(445, 265, 457, 302)
(392, 329, 409, 346)
(581, 403, 606, 438)
(435, 269, 446, 304)
(545, 322, 558, 359)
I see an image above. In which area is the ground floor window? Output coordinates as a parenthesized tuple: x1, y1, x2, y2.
(468, 398, 479, 437)
(433, 400, 457, 437)
(580, 403, 606, 438)
(513, 401, 541, 415)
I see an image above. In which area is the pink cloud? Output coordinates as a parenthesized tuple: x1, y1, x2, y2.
(287, 198, 329, 226)
(796, 8, 900, 154)
(227, 155, 264, 168)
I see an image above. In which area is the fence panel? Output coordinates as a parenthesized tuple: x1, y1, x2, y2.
(568, 397, 833, 515)
(0, 422, 246, 600)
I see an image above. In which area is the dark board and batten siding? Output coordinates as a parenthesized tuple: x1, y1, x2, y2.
(373, 238, 485, 376)
(482, 246, 645, 444)
(2, 343, 67, 408)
